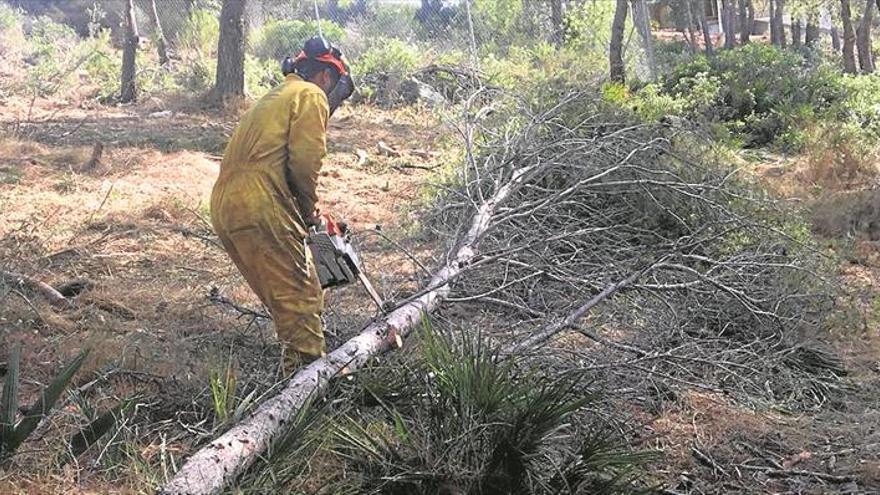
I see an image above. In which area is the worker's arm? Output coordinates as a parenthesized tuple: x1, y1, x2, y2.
(287, 87, 329, 225)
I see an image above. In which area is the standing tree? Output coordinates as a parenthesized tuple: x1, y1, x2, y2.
(841, 0, 858, 72)
(693, 0, 715, 56)
(791, 18, 803, 47)
(609, 0, 628, 82)
(770, 0, 787, 46)
(739, 0, 752, 43)
(551, 0, 564, 47)
(856, 0, 874, 72)
(632, 0, 657, 79)
(831, 25, 841, 50)
(721, 0, 736, 48)
(149, 0, 169, 66)
(804, 13, 820, 46)
(119, 0, 138, 103)
(214, 0, 247, 100)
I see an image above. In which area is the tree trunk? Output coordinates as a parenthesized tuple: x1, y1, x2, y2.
(738, 0, 750, 43)
(721, 0, 735, 48)
(791, 18, 802, 48)
(694, 0, 714, 57)
(831, 25, 841, 51)
(842, 0, 858, 73)
(149, 0, 169, 66)
(550, 0, 564, 47)
(609, 0, 628, 83)
(159, 145, 543, 495)
(857, 0, 874, 73)
(214, 0, 247, 100)
(631, 0, 657, 79)
(772, 0, 787, 47)
(804, 15, 820, 47)
(119, 0, 138, 103)
(684, 0, 699, 53)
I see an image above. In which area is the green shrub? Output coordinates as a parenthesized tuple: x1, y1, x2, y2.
(330, 322, 653, 494)
(251, 19, 345, 61)
(79, 29, 121, 100)
(353, 37, 422, 103)
(245, 55, 283, 97)
(176, 8, 219, 57)
(0, 4, 25, 59)
(834, 74, 880, 138)
(659, 44, 845, 148)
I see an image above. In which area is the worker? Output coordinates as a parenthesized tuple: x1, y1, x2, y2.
(210, 37, 354, 374)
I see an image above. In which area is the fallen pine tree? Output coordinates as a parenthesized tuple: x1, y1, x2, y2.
(161, 89, 841, 494)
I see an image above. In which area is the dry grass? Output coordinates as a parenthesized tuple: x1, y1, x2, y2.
(0, 90, 443, 493)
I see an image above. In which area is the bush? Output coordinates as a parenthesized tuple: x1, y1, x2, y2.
(176, 8, 220, 58)
(330, 323, 652, 494)
(0, 4, 25, 58)
(353, 37, 422, 104)
(658, 44, 844, 148)
(251, 19, 345, 61)
(245, 55, 283, 97)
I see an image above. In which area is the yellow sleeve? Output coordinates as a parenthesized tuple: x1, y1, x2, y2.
(287, 87, 329, 221)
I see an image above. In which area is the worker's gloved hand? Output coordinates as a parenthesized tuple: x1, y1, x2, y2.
(304, 210, 322, 228)
(328, 73, 354, 116)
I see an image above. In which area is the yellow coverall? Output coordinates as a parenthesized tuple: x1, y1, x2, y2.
(210, 74, 328, 371)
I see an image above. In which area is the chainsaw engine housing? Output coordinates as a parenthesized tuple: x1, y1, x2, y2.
(307, 230, 362, 289)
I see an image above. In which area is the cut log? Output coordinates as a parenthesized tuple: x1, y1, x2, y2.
(0, 270, 71, 309)
(159, 164, 538, 495)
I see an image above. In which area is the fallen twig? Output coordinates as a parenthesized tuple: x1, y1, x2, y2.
(0, 269, 71, 309)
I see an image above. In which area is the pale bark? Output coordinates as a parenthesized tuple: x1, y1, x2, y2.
(842, 0, 858, 73)
(159, 162, 539, 495)
(0, 270, 71, 309)
(149, 0, 169, 65)
(631, 0, 656, 79)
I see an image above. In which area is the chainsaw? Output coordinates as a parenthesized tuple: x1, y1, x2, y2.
(307, 213, 387, 312)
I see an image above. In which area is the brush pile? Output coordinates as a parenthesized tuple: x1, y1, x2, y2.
(427, 89, 845, 410)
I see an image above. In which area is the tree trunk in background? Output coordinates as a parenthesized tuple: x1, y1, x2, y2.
(214, 0, 247, 100)
(119, 0, 138, 103)
(721, 0, 735, 48)
(609, 0, 628, 82)
(791, 19, 802, 48)
(149, 0, 169, 65)
(841, 0, 858, 73)
(769, 0, 778, 45)
(632, 0, 657, 79)
(739, 0, 750, 43)
(773, 0, 787, 47)
(804, 15, 820, 47)
(856, 0, 874, 73)
(694, 0, 714, 56)
(551, 0, 564, 47)
(831, 26, 841, 51)
(684, 0, 699, 53)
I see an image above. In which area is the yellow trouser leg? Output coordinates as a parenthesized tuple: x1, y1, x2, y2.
(211, 171, 325, 372)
